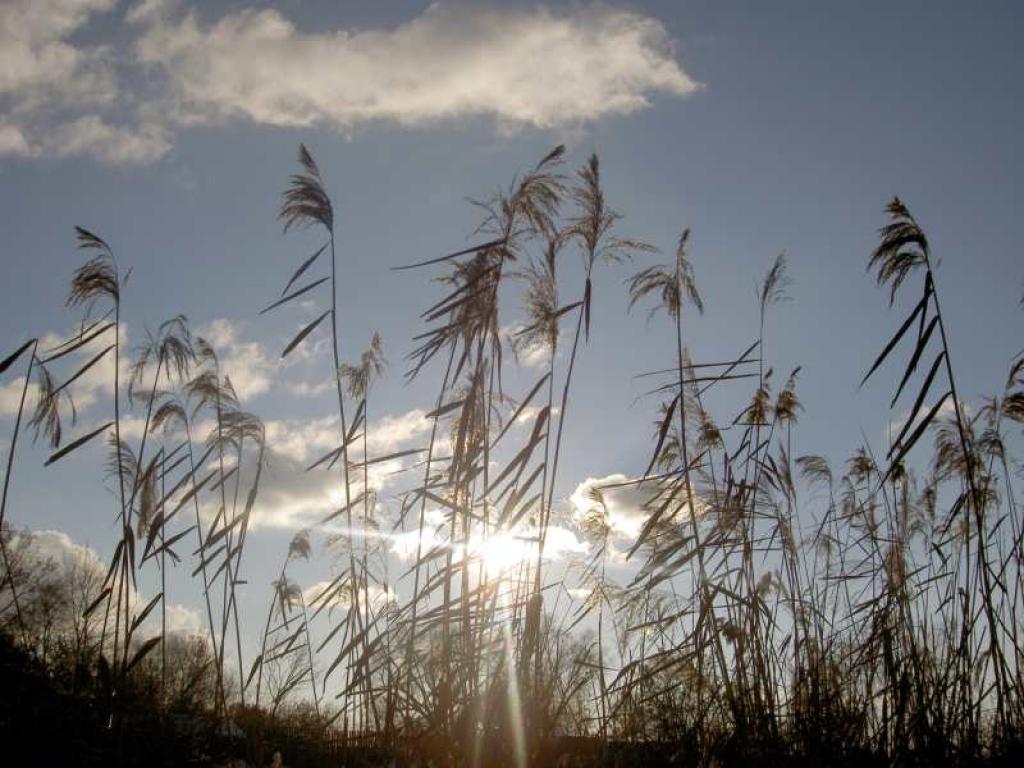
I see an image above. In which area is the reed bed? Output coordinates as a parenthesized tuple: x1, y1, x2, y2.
(0, 146, 1022, 767)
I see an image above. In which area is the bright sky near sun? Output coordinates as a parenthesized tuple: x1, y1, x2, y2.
(1, 0, 1022, 655)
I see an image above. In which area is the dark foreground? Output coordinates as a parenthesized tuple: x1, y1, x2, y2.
(3, 636, 1023, 768)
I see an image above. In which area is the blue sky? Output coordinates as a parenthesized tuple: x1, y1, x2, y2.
(1, 0, 1022, 674)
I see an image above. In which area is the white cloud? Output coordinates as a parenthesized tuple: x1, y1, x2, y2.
(233, 407, 431, 530)
(366, 409, 433, 453)
(198, 318, 276, 400)
(0, 376, 34, 419)
(263, 415, 338, 465)
(11, 528, 104, 573)
(263, 407, 432, 466)
(0, 124, 30, 155)
(538, 524, 589, 560)
(569, 473, 653, 542)
(0, 324, 130, 428)
(245, 455, 342, 530)
(0, 0, 116, 101)
(0, 0, 169, 163)
(2, 2, 698, 164)
(885, 396, 962, 450)
(287, 378, 334, 399)
(46, 114, 171, 164)
(133, 0, 697, 134)
(518, 343, 552, 370)
(388, 518, 585, 571)
(303, 578, 396, 613)
(567, 586, 593, 602)
(149, 601, 205, 638)
(505, 322, 556, 370)
(7, 527, 208, 641)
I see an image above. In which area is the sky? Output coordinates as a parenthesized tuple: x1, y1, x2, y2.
(1, 0, 1023, 683)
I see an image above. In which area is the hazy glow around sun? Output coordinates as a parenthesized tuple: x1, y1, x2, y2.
(386, 510, 587, 576)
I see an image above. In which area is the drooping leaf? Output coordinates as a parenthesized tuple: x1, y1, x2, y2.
(883, 390, 951, 485)
(306, 433, 362, 472)
(645, 394, 680, 477)
(83, 586, 112, 618)
(890, 315, 939, 408)
(392, 237, 506, 271)
(887, 352, 946, 460)
(126, 635, 161, 674)
(281, 243, 328, 296)
(348, 447, 424, 469)
(860, 287, 929, 387)
(0, 339, 35, 375)
(244, 654, 263, 691)
(260, 276, 329, 315)
(583, 277, 592, 340)
(45, 421, 113, 465)
(40, 322, 114, 364)
(491, 372, 551, 450)
(425, 399, 464, 421)
(52, 343, 115, 396)
(281, 310, 330, 358)
(143, 525, 196, 565)
(129, 593, 163, 636)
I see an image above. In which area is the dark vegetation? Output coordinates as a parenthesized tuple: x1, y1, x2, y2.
(1, 145, 1023, 766)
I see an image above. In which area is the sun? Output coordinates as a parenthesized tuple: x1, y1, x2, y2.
(472, 531, 536, 577)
